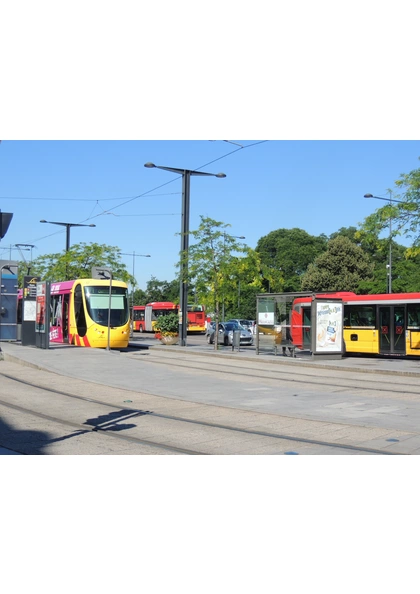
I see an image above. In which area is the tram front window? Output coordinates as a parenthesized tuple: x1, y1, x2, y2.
(84, 286, 129, 327)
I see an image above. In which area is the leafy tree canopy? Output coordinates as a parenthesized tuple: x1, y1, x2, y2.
(27, 242, 134, 285)
(300, 235, 374, 292)
(142, 276, 179, 304)
(361, 159, 420, 255)
(183, 216, 262, 323)
(329, 226, 360, 245)
(256, 228, 328, 292)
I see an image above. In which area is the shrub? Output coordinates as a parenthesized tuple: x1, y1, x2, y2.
(154, 312, 179, 336)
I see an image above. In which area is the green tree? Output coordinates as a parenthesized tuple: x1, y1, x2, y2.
(361, 160, 420, 254)
(28, 242, 134, 285)
(357, 241, 420, 294)
(326, 225, 420, 293)
(132, 288, 148, 305)
(329, 226, 361, 245)
(256, 228, 328, 292)
(182, 216, 261, 346)
(220, 250, 264, 320)
(393, 160, 420, 252)
(143, 276, 179, 303)
(300, 235, 374, 292)
(231, 283, 261, 320)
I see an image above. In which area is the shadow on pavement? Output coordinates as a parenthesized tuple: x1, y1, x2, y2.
(0, 415, 52, 455)
(84, 409, 149, 431)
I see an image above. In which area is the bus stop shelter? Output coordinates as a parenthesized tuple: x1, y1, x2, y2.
(256, 292, 344, 360)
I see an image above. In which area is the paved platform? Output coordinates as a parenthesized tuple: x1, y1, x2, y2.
(2, 338, 419, 379)
(2, 340, 420, 455)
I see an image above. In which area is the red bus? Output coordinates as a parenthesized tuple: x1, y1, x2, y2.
(291, 291, 420, 357)
(186, 304, 206, 333)
(132, 302, 206, 333)
(133, 302, 177, 332)
(132, 305, 145, 332)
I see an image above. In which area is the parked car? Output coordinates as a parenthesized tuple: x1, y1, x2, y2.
(207, 322, 254, 346)
(226, 319, 255, 333)
(205, 321, 216, 336)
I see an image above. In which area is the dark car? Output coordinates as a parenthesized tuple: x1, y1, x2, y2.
(207, 322, 254, 346)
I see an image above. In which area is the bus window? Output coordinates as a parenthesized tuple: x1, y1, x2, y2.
(152, 308, 175, 320)
(344, 305, 376, 327)
(133, 308, 145, 322)
(408, 304, 420, 328)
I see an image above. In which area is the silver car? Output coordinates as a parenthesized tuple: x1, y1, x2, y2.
(226, 319, 255, 332)
(207, 322, 254, 346)
(205, 321, 216, 336)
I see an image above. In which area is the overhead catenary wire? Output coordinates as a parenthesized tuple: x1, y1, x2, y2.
(8, 140, 269, 248)
(93, 140, 269, 217)
(0, 192, 181, 201)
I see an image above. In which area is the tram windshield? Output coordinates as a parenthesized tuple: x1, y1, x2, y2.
(84, 285, 129, 327)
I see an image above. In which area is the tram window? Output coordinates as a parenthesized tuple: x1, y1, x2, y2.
(344, 305, 376, 327)
(84, 286, 129, 326)
(74, 284, 87, 336)
(408, 304, 420, 328)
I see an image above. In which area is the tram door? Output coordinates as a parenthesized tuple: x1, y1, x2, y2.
(62, 294, 70, 342)
(379, 306, 406, 355)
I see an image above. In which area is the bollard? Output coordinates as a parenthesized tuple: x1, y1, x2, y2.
(232, 330, 241, 352)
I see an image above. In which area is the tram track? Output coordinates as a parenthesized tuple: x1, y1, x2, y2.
(0, 397, 200, 455)
(0, 370, 402, 455)
(133, 350, 420, 397)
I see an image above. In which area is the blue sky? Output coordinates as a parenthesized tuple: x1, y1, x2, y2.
(2, 3, 419, 291)
(3, 0, 420, 561)
(1, 140, 420, 289)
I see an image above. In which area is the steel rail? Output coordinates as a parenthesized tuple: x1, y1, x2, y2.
(136, 352, 420, 396)
(0, 372, 400, 455)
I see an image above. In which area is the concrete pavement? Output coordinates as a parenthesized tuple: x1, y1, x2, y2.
(2, 336, 420, 379)
(2, 339, 420, 455)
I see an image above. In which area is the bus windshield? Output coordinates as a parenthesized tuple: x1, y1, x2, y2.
(84, 286, 129, 327)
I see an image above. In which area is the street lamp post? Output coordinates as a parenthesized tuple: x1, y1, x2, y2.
(144, 162, 226, 346)
(40, 219, 96, 280)
(120, 252, 151, 331)
(40, 220, 96, 252)
(222, 232, 245, 321)
(364, 192, 406, 293)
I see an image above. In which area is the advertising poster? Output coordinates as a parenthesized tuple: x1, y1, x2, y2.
(314, 300, 343, 354)
(258, 298, 275, 326)
(36, 282, 47, 333)
(258, 311, 275, 325)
